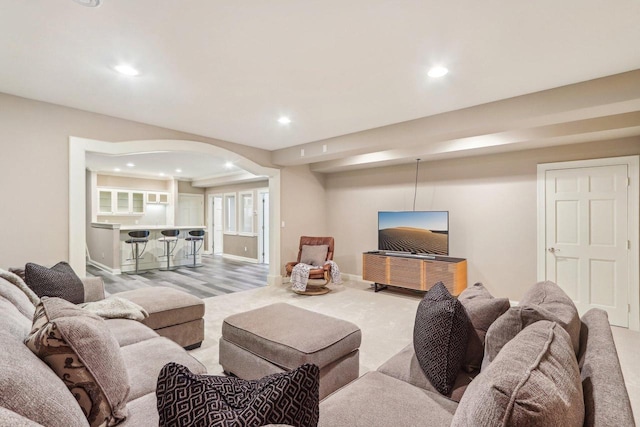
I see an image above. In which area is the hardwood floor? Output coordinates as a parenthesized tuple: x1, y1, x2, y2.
(87, 254, 268, 299)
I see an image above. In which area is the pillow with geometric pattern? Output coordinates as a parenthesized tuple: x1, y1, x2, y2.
(156, 362, 319, 427)
(25, 261, 84, 304)
(414, 281, 469, 396)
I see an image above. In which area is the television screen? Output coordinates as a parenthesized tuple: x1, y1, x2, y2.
(378, 211, 449, 255)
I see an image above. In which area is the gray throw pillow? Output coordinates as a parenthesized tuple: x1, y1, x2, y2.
(25, 261, 84, 304)
(520, 280, 581, 354)
(458, 283, 510, 373)
(156, 362, 319, 427)
(24, 297, 130, 427)
(413, 282, 469, 395)
(483, 281, 581, 368)
(300, 245, 328, 267)
(452, 320, 584, 427)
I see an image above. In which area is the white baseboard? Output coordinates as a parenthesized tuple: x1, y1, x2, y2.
(268, 274, 283, 286)
(87, 259, 121, 275)
(340, 273, 363, 282)
(222, 254, 259, 264)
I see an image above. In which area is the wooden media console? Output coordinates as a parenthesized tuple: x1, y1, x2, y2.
(362, 252, 467, 295)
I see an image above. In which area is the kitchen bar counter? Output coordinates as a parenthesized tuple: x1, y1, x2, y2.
(88, 223, 206, 274)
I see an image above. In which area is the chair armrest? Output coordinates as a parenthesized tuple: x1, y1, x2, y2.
(81, 277, 106, 302)
(323, 264, 331, 272)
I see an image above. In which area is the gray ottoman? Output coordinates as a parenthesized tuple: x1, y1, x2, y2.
(219, 303, 361, 399)
(114, 287, 205, 349)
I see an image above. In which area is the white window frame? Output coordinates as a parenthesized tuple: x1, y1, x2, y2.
(238, 191, 255, 236)
(224, 193, 237, 234)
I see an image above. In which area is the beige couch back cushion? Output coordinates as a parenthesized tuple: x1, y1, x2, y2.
(0, 277, 35, 320)
(452, 320, 584, 427)
(0, 330, 89, 427)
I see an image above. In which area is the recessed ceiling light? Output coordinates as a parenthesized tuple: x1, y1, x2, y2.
(114, 168, 121, 172)
(278, 116, 291, 125)
(114, 64, 140, 76)
(126, 163, 135, 167)
(175, 169, 182, 173)
(225, 162, 233, 169)
(427, 66, 449, 78)
(159, 172, 165, 177)
(73, 0, 101, 7)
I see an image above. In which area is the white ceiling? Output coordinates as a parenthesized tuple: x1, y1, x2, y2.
(85, 151, 244, 180)
(1, 0, 639, 153)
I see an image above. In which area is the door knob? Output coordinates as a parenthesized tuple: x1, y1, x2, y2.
(548, 247, 560, 253)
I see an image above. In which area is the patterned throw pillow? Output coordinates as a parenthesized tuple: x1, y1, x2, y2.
(24, 297, 130, 427)
(299, 245, 328, 267)
(413, 282, 469, 395)
(457, 283, 510, 372)
(25, 261, 84, 304)
(156, 362, 319, 427)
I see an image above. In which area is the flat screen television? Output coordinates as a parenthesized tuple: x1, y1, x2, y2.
(378, 211, 449, 255)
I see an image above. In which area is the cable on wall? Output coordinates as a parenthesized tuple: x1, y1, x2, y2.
(413, 158, 421, 211)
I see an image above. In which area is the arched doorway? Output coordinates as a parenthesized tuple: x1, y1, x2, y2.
(68, 136, 281, 284)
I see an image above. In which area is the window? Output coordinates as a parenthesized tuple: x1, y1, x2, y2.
(224, 193, 236, 233)
(239, 191, 254, 234)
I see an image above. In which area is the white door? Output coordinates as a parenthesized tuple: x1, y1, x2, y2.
(177, 194, 204, 226)
(544, 164, 629, 326)
(258, 190, 270, 264)
(213, 195, 223, 255)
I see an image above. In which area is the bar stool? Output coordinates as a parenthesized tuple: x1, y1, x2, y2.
(184, 229, 205, 268)
(158, 229, 180, 271)
(125, 230, 150, 275)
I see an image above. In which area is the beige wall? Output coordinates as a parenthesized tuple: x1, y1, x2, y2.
(325, 138, 640, 301)
(0, 92, 271, 269)
(280, 165, 327, 273)
(224, 235, 258, 259)
(178, 180, 205, 195)
(97, 174, 171, 191)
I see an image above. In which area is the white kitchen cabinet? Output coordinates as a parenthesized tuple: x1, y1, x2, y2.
(98, 189, 144, 215)
(147, 192, 170, 204)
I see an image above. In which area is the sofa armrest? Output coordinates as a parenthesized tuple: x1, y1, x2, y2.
(82, 277, 106, 302)
(579, 308, 635, 427)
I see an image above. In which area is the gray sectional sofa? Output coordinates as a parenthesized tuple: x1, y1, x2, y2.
(319, 299, 635, 426)
(0, 273, 206, 426)
(0, 270, 635, 426)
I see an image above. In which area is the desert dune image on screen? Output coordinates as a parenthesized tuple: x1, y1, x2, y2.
(378, 211, 448, 255)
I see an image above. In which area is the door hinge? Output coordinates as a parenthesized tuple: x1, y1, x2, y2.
(628, 240, 631, 250)
(629, 304, 632, 313)
(628, 177, 631, 186)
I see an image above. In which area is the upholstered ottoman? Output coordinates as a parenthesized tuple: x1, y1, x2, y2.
(115, 287, 205, 349)
(219, 303, 361, 399)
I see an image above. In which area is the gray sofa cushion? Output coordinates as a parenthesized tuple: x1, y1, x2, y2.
(457, 282, 510, 372)
(105, 318, 159, 347)
(452, 320, 584, 427)
(0, 330, 90, 427)
(520, 280, 581, 354)
(24, 297, 130, 427)
(319, 371, 456, 426)
(121, 336, 207, 401)
(156, 362, 320, 427)
(377, 343, 474, 402)
(25, 262, 84, 304)
(0, 275, 36, 320)
(484, 281, 580, 366)
(413, 282, 469, 395)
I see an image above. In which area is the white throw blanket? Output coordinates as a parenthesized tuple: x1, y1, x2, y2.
(291, 260, 342, 292)
(79, 297, 149, 321)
